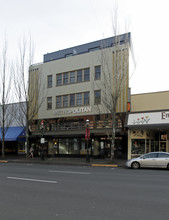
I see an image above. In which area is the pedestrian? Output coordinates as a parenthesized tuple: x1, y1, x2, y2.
(29, 146, 34, 158)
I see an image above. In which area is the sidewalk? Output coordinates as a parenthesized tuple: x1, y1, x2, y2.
(0, 155, 126, 167)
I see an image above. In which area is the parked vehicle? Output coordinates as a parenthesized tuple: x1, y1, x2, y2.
(126, 152, 169, 169)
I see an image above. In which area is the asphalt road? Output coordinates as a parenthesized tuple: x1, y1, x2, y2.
(0, 163, 169, 220)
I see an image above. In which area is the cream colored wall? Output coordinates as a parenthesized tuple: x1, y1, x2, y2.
(38, 44, 129, 119)
(131, 91, 169, 112)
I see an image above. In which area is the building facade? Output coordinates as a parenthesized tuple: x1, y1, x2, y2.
(127, 91, 169, 159)
(0, 102, 26, 155)
(29, 33, 130, 158)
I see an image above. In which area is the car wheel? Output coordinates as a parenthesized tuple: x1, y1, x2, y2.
(167, 164, 169, 170)
(131, 161, 140, 169)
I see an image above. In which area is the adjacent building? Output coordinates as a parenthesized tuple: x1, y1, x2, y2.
(0, 102, 26, 154)
(127, 91, 169, 159)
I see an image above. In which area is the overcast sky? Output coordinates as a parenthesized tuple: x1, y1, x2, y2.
(1, 0, 169, 94)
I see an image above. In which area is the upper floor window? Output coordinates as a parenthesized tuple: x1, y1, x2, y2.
(95, 66, 101, 80)
(84, 68, 90, 81)
(63, 95, 68, 107)
(94, 90, 101, 104)
(70, 94, 75, 107)
(77, 70, 82, 83)
(47, 97, 52, 110)
(57, 73, 62, 86)
(47, 75, 52, 88)
(70, 71, 75, 84)
(76, 93, 82, 106)
(84, 92, 90, 105)
(63, 72, 69, 85)
(56, 96, 62, 108)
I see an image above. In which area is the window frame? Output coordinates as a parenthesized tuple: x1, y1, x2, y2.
(94, 90, 101, 104)
(84, 92, 90, 105)
(84, 68, 90, 81)
(47, 97, 52, 110)
(56, 73, 62, 86)
(47, 75, 53, 88)
(56, 96, 62, 109)
(95, 66, 101, 80)
(70, 71, 76, 84)
(76, 93, 82, 106)
(63, 95, 69, 107)
(77, 69, 82, 83)
(70, 94, 75, 107)
(63, 72, 69, 85)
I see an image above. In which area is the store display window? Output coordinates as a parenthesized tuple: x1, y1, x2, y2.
(131, 139, 145, 155)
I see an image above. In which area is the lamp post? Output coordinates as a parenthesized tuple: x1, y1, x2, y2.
(40, 120, 45, 160)
(85, 119, 90, 162)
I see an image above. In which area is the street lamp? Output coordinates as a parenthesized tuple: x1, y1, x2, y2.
(40, 120, 45, 160)
(85, 119, 90, 162)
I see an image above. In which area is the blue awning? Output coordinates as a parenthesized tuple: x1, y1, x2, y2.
(0, 127, 26, 141)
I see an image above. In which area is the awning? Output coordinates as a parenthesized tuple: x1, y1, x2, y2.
(0, 127, 26, 141)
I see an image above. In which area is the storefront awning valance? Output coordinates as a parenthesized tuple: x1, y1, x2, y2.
(127, 111, 169, 129)
(0, 127, 26, 141)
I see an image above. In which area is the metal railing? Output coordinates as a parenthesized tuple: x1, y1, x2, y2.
(30, 120, 122, 133)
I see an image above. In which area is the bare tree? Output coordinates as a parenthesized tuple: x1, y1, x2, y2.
(13, 36, 46, 157)
(0, 41, 13, 158)
(94, 6, 136, 160)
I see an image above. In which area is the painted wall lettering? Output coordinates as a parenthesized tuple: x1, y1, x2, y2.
(53, 106, 92, 115)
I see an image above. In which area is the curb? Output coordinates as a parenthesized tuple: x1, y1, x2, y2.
(91, 164, 118, 167)
(0, 160, 8, 163)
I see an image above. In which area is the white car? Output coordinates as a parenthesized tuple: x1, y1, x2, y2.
(126, 152, 169, 169)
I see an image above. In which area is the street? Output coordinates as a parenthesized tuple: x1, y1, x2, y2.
(0, 163, 169, 220)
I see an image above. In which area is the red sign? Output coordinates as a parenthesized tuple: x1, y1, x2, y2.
(41, 120, 44, 125)
(85, 128, 90, 140)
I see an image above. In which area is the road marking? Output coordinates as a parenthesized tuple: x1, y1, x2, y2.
(49, 170, 91, 175)
(7, 176, 57, 184)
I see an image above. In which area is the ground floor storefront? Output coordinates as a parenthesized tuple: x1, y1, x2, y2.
(30, 135, 127, 159)
(0, 127, 26, 155)
(127, 111, 169, 159)
(30, 114, 127, 159)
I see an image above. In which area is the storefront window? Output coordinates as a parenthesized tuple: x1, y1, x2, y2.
(131, 139, 145, 155)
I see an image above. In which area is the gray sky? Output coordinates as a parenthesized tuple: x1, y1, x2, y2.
(1, 0, 169, 94)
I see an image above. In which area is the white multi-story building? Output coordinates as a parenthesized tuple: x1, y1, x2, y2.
(29, 33, 130, 158)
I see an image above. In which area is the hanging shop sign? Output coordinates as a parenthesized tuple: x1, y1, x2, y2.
(53, 106, 92, 115)
(127, 111, 169, 126)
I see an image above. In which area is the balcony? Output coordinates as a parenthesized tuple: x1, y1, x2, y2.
(30, 120, 122, 133)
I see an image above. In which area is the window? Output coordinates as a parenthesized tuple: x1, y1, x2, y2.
(47, 97, 52, 110)
(63, 95, 68, 107)
(63, 72, 69, 85)
(56, 96, 62, 108)
(76, 93, 82, 106)
(158, 153, 169, 158)
(95, 66, 101, 80)
(70, 71, 75, 84)
(95, 115, 100, 121)
(70, 94, 75, 107)
(131, 139, 145, 155)
(84, 68, 90, 81)
(84, 92, 90, 105)
(57, 74, 62, 86)
(144, 153, 158, 159)
(47, 75, 52, 88)
(77, 70, 82, 82)
(94, 90, 101, 104)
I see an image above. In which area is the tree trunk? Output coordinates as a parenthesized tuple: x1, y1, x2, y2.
(111, 111, 116, 161)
